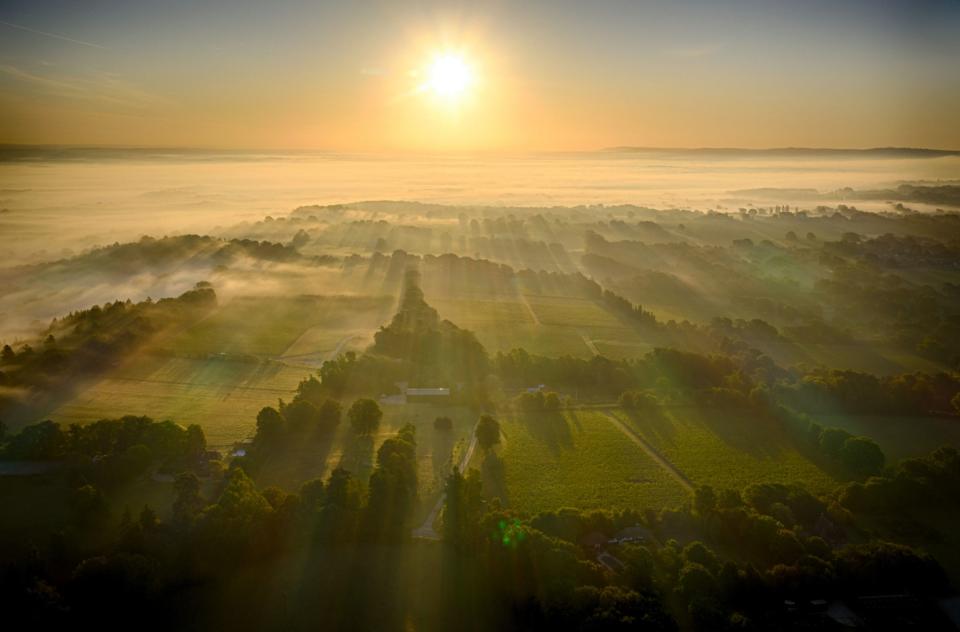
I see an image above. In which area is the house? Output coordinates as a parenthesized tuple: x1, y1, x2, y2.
(608, 525, 653, 545)
(406, 387, 451, 403)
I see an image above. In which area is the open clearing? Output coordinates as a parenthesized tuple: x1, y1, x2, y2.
(495, 410, 690, 515)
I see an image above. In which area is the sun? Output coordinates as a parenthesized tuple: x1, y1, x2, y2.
(422, 53, 474, 102)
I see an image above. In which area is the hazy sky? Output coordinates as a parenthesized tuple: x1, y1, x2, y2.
(1, 0, 958, 150)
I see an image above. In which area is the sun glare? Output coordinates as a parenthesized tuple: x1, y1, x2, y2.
(422, 53, 474, 102)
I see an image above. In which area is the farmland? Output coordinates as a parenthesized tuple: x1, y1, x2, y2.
(610, 406, 838, 494)
(48, 355, 307, 447)
(160, 294, 394, 357)
(494, 410, 690, 515)
(429, 293, 649, 357)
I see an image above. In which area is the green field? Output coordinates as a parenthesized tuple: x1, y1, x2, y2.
(429, 294, 655, 357)
(430, 297, 534, 328)
(493, 410, 690, 515)
(49, 355, 307, 447)
(610, 406, 838, 494)
(524, 294, 624, 328)
(160, 295, 393, 357)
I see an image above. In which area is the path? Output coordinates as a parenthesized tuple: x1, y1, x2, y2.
(579, 330, 600, 356)
(513, 281, 542, 326)
(599, 411, 694, 493)
(412, 422, 480, 540)
(275, 334, 357, 367)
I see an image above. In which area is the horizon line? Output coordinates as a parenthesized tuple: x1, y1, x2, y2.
(1, 143, 959, 155)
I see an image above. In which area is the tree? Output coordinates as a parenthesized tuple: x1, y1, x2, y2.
(348, 398, 382, 435)
(476, 415, 500, 451)
(255, 406, 285, 445)
(694, 485, 717, 516)
(281, 399, 320, 433)
(172, 472, 204, 526)
(442, 468, 484, 548)
(543, 391, 561, 411)
(434, 416, 453, 431)
(1, 344, 14, 362)
(840, 436, 885, 476)
(317, 399, 342, 432)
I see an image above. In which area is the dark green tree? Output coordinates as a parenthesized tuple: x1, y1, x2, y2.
(476, 414, 500, 451)
(348, 398, 382, 435)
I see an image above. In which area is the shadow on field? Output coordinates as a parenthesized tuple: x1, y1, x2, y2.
(256, 431, 338, 489)
(520, 410, 573, 453)
(338, 434, 375, 480)
(622, 407, 678, 448)
(697, 408, 792, 459)
(431, 429, 456, 485)
(481, 450, 510, 507)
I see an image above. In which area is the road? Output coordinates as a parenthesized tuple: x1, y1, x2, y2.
(412, 421, 480, 540)
(599, 411, 694, 493)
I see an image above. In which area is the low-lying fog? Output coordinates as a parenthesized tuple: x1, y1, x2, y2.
(1, 148, 958, 339)
(3, 149, 958, 263)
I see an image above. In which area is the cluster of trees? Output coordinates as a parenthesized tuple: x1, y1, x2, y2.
(0, 284, 217, 424)
(839, 446, 960, 517)
(370, 268, 489, 384)
(618, 389, 660, 411)
(437, 466, 954, 631)
(1, 415, 212, 486)
(777, 369, 960, 416)
(512, 389, 563, 412)
(245, 390, 383, 466)
(2, 410, 957, 630)
(602, 289, 660, 328)
(251, 398, 341, 449)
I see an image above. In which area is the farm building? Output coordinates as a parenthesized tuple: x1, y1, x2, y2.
(406, 387, 451, 403)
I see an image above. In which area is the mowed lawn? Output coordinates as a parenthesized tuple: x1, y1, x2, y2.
(494, 410, 690, 515)
(49, 355, 307, 448)
(160, 294, 393, 357)
(610, 406, 837, 494)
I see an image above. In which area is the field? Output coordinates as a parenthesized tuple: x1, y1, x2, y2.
(493, 410, 690, 515)
(46, 294, 399, 447)
(160, 295, 394, 357)
(49, 355, 308, 447)
(430, 293, 651, 357)
(610, 406, 838, 494)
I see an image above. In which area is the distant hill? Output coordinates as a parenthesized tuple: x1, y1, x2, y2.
(604, 147, 960, 158)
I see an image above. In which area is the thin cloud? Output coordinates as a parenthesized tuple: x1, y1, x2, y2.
(0, 19, 108, 50)
(0, 64, 167, 109)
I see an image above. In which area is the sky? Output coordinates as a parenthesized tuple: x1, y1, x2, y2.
(0, 0, 958, 151)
